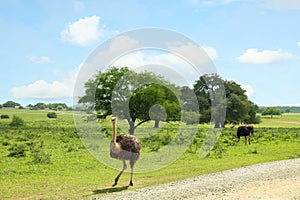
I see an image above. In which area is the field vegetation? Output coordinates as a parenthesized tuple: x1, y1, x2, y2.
(0, 109, 299, 199)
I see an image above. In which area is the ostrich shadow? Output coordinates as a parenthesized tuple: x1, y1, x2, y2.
(92, 185, 129, 194)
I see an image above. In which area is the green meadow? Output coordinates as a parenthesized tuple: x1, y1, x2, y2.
(0, 109, 299, 199)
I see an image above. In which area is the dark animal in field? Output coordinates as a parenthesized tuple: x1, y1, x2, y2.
(110, 117, 141, 186)
(236, 125, 254, 144)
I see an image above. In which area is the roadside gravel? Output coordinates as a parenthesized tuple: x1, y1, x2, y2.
(96, 158, 300, 200)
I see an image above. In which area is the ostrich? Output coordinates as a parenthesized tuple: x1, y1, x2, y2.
(237, 125, 254, 144)
(110, 117, 141, 186)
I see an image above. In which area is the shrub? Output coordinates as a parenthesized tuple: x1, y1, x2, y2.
(160, 133, 172, 145)
(47, 112, 57, 118)
(1, 114, 9, 119)
(8, 143, 26, 158)
(31, 148, 51, 164)
(2, 140, 10, 146)
(149, 143, 160, 152)
(28, 141, 51, 164)
(10, 115, 25, 127)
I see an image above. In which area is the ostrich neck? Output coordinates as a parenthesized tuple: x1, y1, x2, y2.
(112, 120, 117, 144)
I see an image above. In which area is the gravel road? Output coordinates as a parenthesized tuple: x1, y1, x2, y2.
(96, 158, 300, 200)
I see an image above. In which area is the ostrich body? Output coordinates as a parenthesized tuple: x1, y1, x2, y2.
(110, 117, 141, 186)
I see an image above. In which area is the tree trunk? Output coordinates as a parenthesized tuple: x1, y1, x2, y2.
(214, 121, 220, 128)
(128, 120, 135, 135)
(221, 121, 225, 128)
(154, 120, 160, 128)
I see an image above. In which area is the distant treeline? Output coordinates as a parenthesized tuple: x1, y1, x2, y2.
(0, 101, 71, 111)
(259, 106, 300, 113)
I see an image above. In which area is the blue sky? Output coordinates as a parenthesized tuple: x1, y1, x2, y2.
(1, 0, 300, 107)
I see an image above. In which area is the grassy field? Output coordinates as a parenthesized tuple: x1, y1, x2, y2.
(0, 109, 299, 199)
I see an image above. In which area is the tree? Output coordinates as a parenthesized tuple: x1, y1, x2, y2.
(194, 74, 226, 128)
(33, 102, 47, 110)
(193, 74, 260, 127)
(79, 67, 130, 115)
(130, 83, 181, 128)
(79, 67, 181, 134)
(180, 86, 199, 112)
(47, 103, 69, 110)
(284, 108, 291, 113)
(224, 80, 260, 125)
(262, 107, 282, 118)
(112, 70, 181, 133)
(2, 101, 21, 108)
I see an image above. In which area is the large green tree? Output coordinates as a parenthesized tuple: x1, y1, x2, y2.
(78, 67, 129, 116)
(129, 83, 181, 129)
(79, 67, 181, 134)
(33, 102, 47, 110)
(224, 80, 259, 125)
(194, 74, 226, 128)
(2, 101, 21, 108)
(193, 74, 260, 127)
(261, 107, 282, 118)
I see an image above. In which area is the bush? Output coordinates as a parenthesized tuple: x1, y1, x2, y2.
(31, 148, 51, 164)
(8, 143, 26, 158)
(0, 114, 9, 119)
(27, 141, 52, 164)
(47, 112, 57, 118)
(160, 133, 172, 145)
(10, 115, 25, 127)
(2, 140, 10, 146)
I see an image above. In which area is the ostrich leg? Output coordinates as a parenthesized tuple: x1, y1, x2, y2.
(247, 135, 251, 144)
(112, 160, 127, 187)
(129, 160, 136, 186)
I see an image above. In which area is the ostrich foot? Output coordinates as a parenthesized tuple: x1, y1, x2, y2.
(112, 179, 118, 187)
(129, 181, 133, 186)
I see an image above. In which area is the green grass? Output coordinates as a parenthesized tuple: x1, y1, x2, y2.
(258, 113, 300, 127)
(0, 110, 299, 199)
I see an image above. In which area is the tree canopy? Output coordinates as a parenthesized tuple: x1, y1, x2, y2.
(193, 74, 226, 127)
(79, 67, 181, 134)
(193, 74, 260, 127)
(261, 107, 282, 118)
(79, 67, 261, 132)
(2, 101, 21, 108)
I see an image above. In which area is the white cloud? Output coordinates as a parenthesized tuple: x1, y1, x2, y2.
(236, 48, 294, 64)
(91, 35, 140, 68)
(241, 84, 254, 97)
(112, 50, 203, 86)
(11, 66, 80, 99)
(61, 16, 104, 46)
(297, 42, 300, 47)
(266, 0, 300, 10)
(29, 56, 51, 64)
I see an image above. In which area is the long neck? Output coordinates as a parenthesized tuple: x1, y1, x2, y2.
(112, 120, 117, 144)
